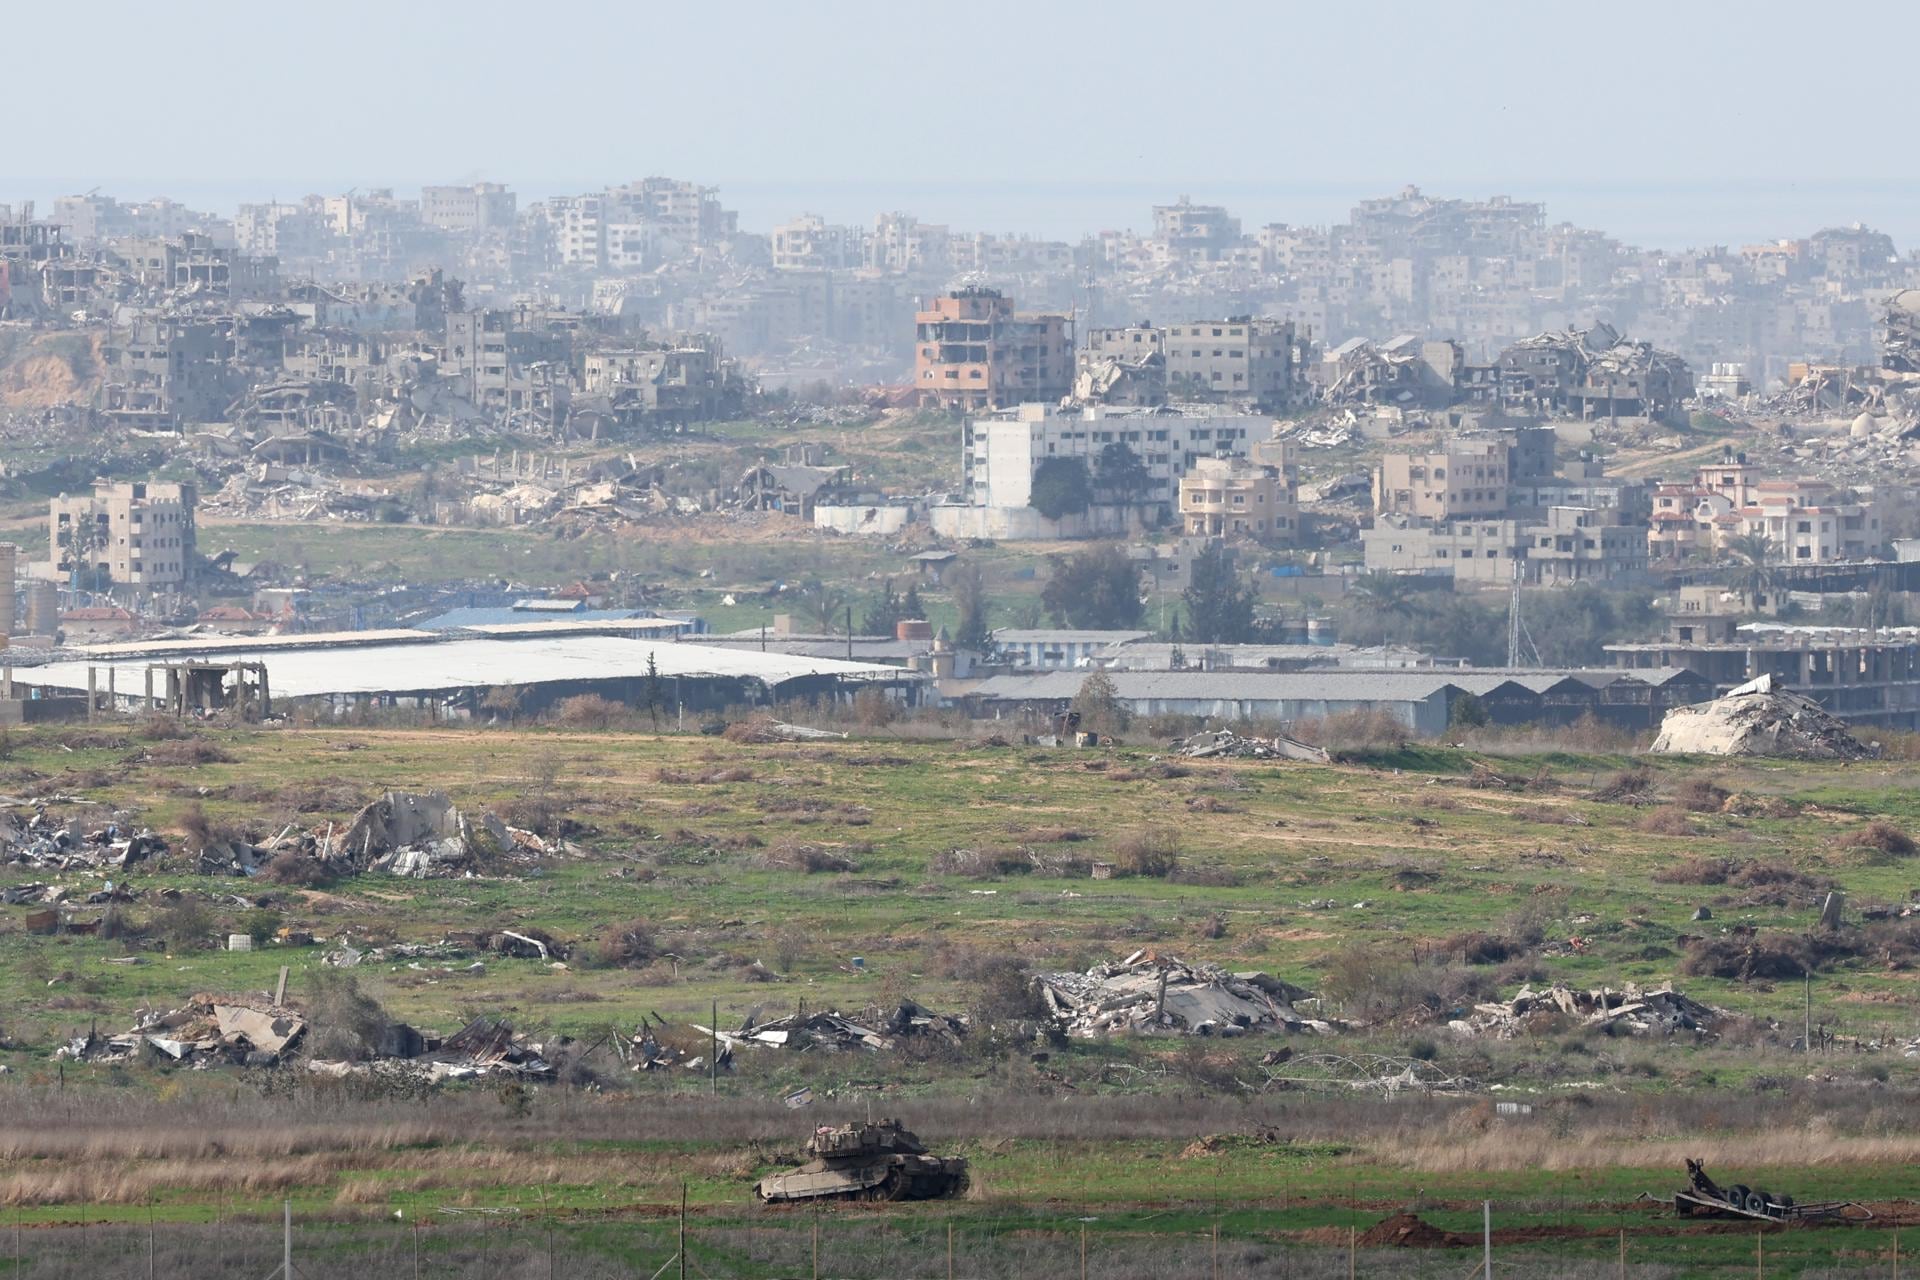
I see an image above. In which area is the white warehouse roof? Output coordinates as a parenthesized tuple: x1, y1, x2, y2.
(31, 635, 910, 702)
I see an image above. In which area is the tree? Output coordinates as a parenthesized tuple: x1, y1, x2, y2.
(794, 579, 850, 634)
(862, 578, 904, 635)
(1181, 542, 1257, 643)
(1028, 458, 1093, 521)
(1093, 443, 1150, 503)
(949, 563, 993, 651)
(1071, 669, 1128, 736)
(1042, 544, 1145, 630)
(643, 652, 663, 730)
(481, 683, 524, 725)
(902, 580, 924, 620)
(1346, 572, 1420, 621)
(1722, 533, 1779, 608)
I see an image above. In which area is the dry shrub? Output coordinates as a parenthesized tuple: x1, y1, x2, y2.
(851, 689, 900, 729)
(1013, 827, 1091, 843)
(304, 970, 395, 1061)
(1294, 707, 1408, 749)
(1722, 792, 1801, 819)
(1682, 932, 1816, 981)
(655, 766, 754, 785)
(553, 694, 621, 729)
(1169, 862, 1243, 887)
(1653, 857, 1733, 885)
(597, 918, 657, 968)
(177, 800, 212, 848)
(1438, 932, 1526, 965)
(1185, 795, 1241, 814)
(257, 851, 334, 887)
(1838, 819, 1917, 858)
(1592, 768, 1656, 804)
(1111, 829, 1180, 878)
(132, 714, 186, 742)
(932, 847, 1032, 878)
(1636, 805, 1695, 835)
(755, 839, 856, 873)
(143, 738, 235, 767)
(1673, 776, 1731, 813)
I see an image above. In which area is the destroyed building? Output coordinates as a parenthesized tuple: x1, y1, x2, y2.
(1647, 673, 1875, 758)
(1033, 951, 1336, 1037)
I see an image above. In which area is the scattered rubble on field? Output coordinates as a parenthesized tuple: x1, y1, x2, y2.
(0, 805, 167, 871)
(198, 789, 584, 879)
(1649, 674, 1873, 760)
(1257, 1052, 1477, 1095)
(307, 1014, 557, 1082)
(57, 994, 306, 1067)
(1034, 950, 1337, 1038)
(690, 1000, 968, 1057)
(1174, 729, 1330, 763)
(1448, 981, 1723, 1039)
(722, 717, 849, 744)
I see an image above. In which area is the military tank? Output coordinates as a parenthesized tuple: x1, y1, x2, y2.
(755, 1120, 969, 1204)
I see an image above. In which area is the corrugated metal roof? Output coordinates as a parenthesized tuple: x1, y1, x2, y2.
(992, 629, 1154, 645)
(969, 667, 1701, 702)
(34, 636, 911, 702)
(417, 607, 662, 630)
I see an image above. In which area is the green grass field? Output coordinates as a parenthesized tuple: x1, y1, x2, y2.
(1, 722, 1918, 1275)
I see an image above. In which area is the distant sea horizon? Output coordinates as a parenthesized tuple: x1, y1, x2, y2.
(11, 177, 1920, 256)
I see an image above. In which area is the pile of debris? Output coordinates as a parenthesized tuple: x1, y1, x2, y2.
(200, 790, 581, 879)
(1649, 674, 1873, 760)
(690, 1001, 967, 1057)
(58, 995, 306, 1068)
(1174, 729, 1330, 763)
(0, 806, 167, 872)
(1033, 950, 1337, 1038)
(1448, 981, 1722, 1039)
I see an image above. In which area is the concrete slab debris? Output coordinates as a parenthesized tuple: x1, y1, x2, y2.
(57, 994, 306, 1067)
(1033, 950, 1335, 1038)
(1174, 729, 1330, 763)
(1649, 674, 1873, 760)
(1447, 981, 1723, 1039)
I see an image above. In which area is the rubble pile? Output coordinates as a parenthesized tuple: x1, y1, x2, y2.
(58, 995, 306, 1068)
(1175, 729, 1330, 763)
(1034, 950, 1336, 1038)
(1448, 982, 1722, 1039)
(0, 806, 167, 872)
(693, 1000, 968, 1056)
(199, 790, 583, 880)
(1649, 675, 1873, 760)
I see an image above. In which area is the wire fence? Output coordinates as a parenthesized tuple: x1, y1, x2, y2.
(0, 1204, 1898, 1280)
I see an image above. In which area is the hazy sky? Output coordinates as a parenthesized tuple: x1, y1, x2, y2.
(12, 0, 1920, 248)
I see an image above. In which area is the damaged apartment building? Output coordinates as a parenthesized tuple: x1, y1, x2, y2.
(1362, 426, 1652, 585)
(1076, 316, 1310, 413)
(1314, 323, 1694, 425)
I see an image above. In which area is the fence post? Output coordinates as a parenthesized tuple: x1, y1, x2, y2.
(1483, 1201, 1492, 1280)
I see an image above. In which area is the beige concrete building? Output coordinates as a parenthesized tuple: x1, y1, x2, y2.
(1373, 440, 1510, 521)
(1162, 317, 1303, 409)
(49, 480, 196, 589)
(1179, 456, 1297, 542)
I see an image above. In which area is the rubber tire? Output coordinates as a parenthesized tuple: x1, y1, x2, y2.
(1728, 1185, 1752, 1210)
(1746, 1190, 1769, 1215)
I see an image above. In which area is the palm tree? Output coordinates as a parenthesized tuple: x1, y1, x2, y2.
(1347, 572, 1419, 621)
(1721, 532, 1779, 609)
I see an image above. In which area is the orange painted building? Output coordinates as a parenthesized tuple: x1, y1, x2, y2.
(914, 287, 1070, 411)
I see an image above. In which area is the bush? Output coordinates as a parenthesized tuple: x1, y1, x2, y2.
(755, 839, 857, 873)
(304, 970, 395, 1061)
(144, 739, 235, 767)
(931, 847, 1032, 879)
(1110, 829, 1180, 878)
(1673, 776, 1731, 813)
(152, 898, 213, 951)
(1839, 819, 1916, 858)
(554, 694, 621, 730)
(597, 918, 658, 968)
(177, 801, 212, 849)
(258, 851, 333, 887)
(1636, 805, 1695, 835)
